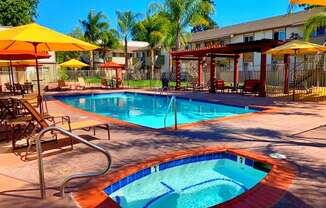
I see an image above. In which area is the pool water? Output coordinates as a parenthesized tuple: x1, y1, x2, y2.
(106, 158, 267, 208)
(55, 92, 257, 128)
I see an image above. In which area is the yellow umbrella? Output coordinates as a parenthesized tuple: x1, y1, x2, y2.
(0, 23, 98, 52)
(0, 23, 98, 111)
(59, 59, 89, 68)
(267, 40, 326, 101)
(290, 0, 326, 6)
(267, 40, 326, 55)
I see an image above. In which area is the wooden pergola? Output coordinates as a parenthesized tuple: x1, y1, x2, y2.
(171, 39, 286, 96)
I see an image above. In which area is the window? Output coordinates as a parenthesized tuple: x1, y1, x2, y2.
(273, 30, 286, 41)
(244, 35, 254, 43)
(313, 26, 325, 37)
(196, 43, 201, 48)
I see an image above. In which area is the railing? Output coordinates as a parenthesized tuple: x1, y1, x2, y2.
(36, 126, 112, 199)
(163, 96, 177, 130)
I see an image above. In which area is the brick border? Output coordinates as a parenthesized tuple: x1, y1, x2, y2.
(48, 91, 280, 130)
(73, 146, 296, 208)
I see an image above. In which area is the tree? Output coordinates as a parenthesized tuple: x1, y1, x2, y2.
(116, 11, 142, 70)
(0, 0, 39, 26)
(151, 0, 215, 50)
(56, 27, 84, 63)
(99, 29, 121, 61)
(80, 10, 108, 69)
(132, 13, 168, 80)
(304, 11, 326, 41)
(288, 4, 325, 42)
(191, 0, 217, 33)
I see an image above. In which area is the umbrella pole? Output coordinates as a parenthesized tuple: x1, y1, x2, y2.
(9, 59, 15, 94)
(33, 43, 43, 113)
(292, 50, 297, 101)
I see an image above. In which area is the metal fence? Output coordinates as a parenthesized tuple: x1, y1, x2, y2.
(1, 55, 326, 101)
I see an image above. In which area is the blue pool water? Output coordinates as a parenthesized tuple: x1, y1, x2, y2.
(55, 92, 257, 128)
(105, 153, 267, 208)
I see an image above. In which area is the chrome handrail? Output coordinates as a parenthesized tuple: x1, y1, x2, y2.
(163, 96, 177, 130)
(36, 126, 112, 199)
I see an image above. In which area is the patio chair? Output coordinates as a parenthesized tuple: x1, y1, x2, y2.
(57, 80, 70, 91)
(161, 78, 169, 91)
(4, 83, 13, 92)
(241, 79, 261, 95)
(14, 83, 25, 95)
(215, 80, 226, 93)
(101, 78, 110, 89)
(17, 99, 110, 154)
(77, 77, 87, 90)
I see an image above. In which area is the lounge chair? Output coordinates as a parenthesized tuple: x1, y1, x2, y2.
(57, 80, 70, 91)
(14, 99, 110, 153)
(77, 77, 87, 90)
(241, 79, 261, 95)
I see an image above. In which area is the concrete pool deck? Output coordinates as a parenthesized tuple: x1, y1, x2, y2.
(0, 89, 325, 207)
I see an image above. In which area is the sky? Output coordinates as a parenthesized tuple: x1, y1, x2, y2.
(37, 0, 302, 34)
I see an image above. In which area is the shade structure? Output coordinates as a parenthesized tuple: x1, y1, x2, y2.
(266, 40, 326, 55)
(59, 59, 89, 68)
(290, 0, 326, 6)
(0, 23, 98, 112)
(267, 40, 326, 101)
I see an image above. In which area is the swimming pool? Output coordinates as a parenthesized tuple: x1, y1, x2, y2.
(55, 92, 258, 129)
(104, 151, 268, 208)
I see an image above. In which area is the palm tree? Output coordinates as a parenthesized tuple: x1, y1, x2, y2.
(132, 13, 168, 81)
(100, 29, 121, 61)
(80, 10, 108, 68)
(304, 11, 326, 41)
(288, 3, 325, 42)
(116, 11, 142, 70)
(151, 0, 215, 50)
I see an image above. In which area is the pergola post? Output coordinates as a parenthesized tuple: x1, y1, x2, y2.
(284, 54, 290, 94)
(175, 57, 181, 90)
(259, 51, 267, 97)
(198, 57, 203, 86)
(209, 55, 216, 93)
(233, 55, 239, 90)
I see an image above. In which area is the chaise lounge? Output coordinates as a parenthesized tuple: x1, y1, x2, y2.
(16, 99, 110, 155)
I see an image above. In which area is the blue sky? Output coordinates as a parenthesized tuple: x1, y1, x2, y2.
(37, 0, 302, 34)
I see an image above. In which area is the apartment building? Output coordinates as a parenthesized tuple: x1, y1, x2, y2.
(188, 8, 325, 71)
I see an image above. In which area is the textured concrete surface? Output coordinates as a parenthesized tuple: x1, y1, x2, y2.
(0, 89, 325, 208)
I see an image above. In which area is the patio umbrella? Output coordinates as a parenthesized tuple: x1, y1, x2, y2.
(0, 51, 50, 93)
(59, 59, 89, 68)
(267, 40, 326, 100)
(99, 61, 125, 88)
(290, 0, 326, 6)
(0, 23, 98, 111)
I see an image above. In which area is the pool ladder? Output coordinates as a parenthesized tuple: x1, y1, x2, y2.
(36, 126, 112, 199)
(163, 96, 178, 130)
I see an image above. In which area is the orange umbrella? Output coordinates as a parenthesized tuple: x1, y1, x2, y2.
(99, 61, 125, 88)
(290, 0, 326, 6)
(0, 51, 50, 92)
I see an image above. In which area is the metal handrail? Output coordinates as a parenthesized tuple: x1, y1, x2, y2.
(163, 96, 177, 130)
(36, 126, 112, 199)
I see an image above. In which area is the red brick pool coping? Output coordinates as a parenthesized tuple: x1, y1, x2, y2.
(73, 146, 296, 208)
(49, 91, 280, 130)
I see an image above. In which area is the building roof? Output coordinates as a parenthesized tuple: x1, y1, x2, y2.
(112, 41, 149, 53)
(171, 39, 284, 57)
(190, 8, 323, 43)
